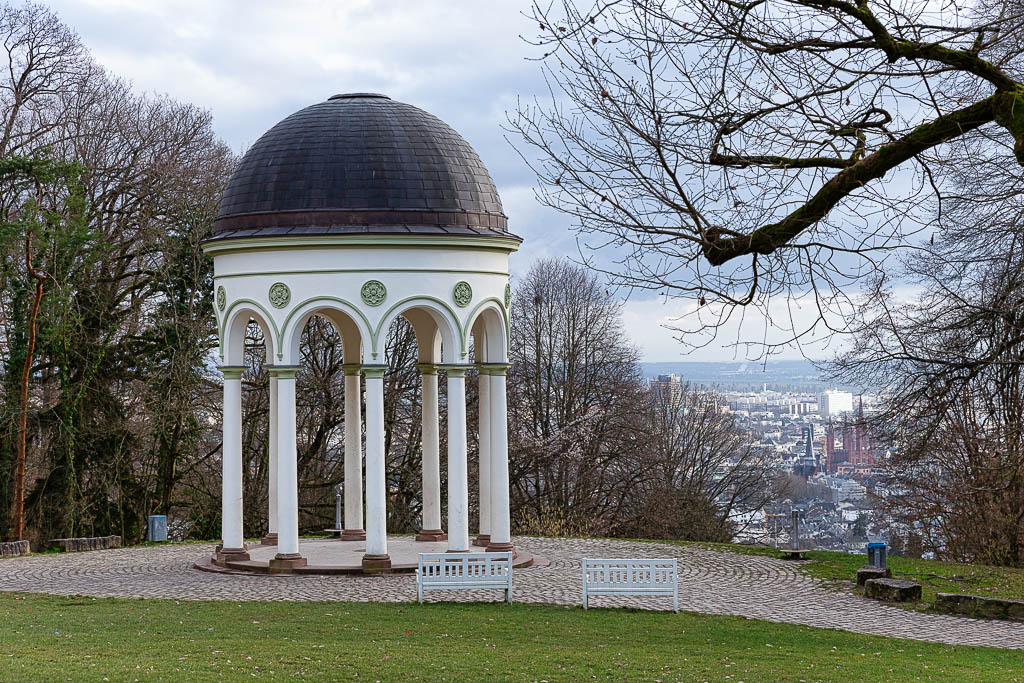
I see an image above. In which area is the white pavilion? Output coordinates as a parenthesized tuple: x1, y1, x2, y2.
(203, 94, 520, 573)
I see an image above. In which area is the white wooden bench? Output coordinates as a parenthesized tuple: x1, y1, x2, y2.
(416, 552, 514, 603)
(582, 558, 678, 612)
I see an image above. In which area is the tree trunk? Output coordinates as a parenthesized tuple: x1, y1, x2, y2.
(12, 232, 45, 542)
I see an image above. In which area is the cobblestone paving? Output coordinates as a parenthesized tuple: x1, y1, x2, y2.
(1, 537, 1022, 649)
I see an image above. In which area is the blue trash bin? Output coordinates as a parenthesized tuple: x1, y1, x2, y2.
(867, 542, 887, 569)
(148, 515, 167, 542)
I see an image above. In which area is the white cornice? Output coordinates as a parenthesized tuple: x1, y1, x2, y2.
(202, 234, 522, 257)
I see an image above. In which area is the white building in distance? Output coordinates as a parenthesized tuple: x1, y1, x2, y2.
(819, 389, 854, 417)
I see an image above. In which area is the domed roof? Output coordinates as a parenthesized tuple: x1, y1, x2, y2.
(212, 93, 515, 241)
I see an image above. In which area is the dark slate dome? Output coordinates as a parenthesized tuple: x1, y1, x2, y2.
(212, 93, 514, 240)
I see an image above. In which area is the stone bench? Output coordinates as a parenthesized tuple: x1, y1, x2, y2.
(865, 578, 921, 602)
(935, 593, 1024, 621)
(47, 535, 121, 553)
(778, 549, 808, 560)
(0, 540, 30, 558)
(856, 565, 892, 586)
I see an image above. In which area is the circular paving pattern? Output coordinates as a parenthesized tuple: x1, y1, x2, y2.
(1, 537, 1022, 650)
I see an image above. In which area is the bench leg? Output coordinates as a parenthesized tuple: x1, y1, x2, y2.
(582, 564, 587, 610)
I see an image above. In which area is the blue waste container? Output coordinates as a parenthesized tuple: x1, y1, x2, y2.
(867, 542, 887, 569)
(148, 515, 167, 542)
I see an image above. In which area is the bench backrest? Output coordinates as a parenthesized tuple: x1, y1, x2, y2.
(417, 552, 512, 582)
(583, 558, 677, 588)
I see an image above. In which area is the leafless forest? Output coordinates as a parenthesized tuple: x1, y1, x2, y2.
(0, 4, 773, 548)
(4, 0, 1022, 566)
(509, 0, 1024, 565)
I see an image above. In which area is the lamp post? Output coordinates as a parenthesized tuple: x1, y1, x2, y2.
(334, 482, 343, 533)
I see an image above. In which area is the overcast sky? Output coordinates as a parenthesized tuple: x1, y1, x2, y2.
(40, 0, 826, 363)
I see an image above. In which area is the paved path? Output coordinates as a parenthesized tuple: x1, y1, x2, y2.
(1, 537, 1022, 649)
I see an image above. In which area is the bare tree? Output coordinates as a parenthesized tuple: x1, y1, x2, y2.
(877, 376, 1024, 567)
(828, 176, 1024, 566)
(510, 0, 1024, 351)
(0, 3, 95, 157)
(0, 3, 234, 542)
(508, 258, 652, 533)
(624, 382, 784, 542)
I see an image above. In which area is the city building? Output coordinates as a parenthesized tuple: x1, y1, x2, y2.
(651, 374, 683, 403)
(819, 389, 854, 417)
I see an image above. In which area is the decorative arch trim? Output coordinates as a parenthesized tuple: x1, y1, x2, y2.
(280, 296, 374, 363)
(374, 295, 466, 362)
(463, 296, 510, 360)
(218, 298, 282, 361)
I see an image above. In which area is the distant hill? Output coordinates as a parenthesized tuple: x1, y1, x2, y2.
(640, 360, 858, 392)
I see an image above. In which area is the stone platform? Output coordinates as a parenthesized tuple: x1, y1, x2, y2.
(197, 537, 539, 575)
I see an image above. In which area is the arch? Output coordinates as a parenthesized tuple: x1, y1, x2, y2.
(402, 308, 443, 364)
(221, 299, 280, 365)
(374, 296, 464, 364)
(281, 296, 373, 365)
(463, 298, 509, 363)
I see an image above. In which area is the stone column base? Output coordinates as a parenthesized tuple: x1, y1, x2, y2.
(268, 553, 307, 574)
(260, 532, 278, 546)
(214, 547, 250, 565)
(416, 529, 448, 542)
(340, 528, 366, 541)
(361, 553, 392, 573)
(473, 534, 491, 547)
(486, 541, 515, 554)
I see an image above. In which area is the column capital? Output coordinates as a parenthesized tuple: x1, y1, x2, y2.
(219, 365, 247, 380)
(342, 363, 362, 376)
(266, 364, 302, 379)
(414, 363, 439, 375)
(439, 364, 475, 377)
(362, 364, 388, 379)
(477, 363, 509, 376)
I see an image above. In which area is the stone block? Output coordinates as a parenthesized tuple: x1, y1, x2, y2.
(0, 540, 30, 558)
(268, 553, 308, 574)
(935, 593, 1024, 621)
(856, 565, 892, 586)
(1007, 601, 1024, 622)
(48, 535, 121, 552)
(865, 578, 922, 602)
(778, 549, 807, 560)
(935, 593, 976, 615)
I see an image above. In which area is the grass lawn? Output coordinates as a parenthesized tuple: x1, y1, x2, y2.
(680, 541, 1024, 611)
(0, 592, 1021, 681)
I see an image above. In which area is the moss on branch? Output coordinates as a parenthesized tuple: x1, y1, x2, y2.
(703, 95, 1004, 266)
(994, 89, 1024, 165)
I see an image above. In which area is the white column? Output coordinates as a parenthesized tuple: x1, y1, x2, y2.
(362, 365, 391, 570)
(415, 364, 445, 541)
(476, 369, 491, 546)
(486, 365, 513, 553)
(269, 365, 306, 571)
(219, 366, 248, 560)
(265, 374, 279, 544)
(445, 365, 470, 552)
(342, 365, 365, 540)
